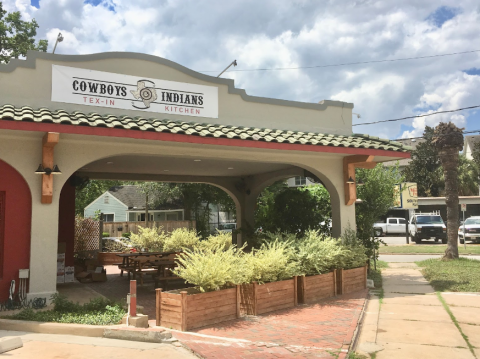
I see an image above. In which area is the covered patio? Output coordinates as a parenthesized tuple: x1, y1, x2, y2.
(0, 51, 409, 302)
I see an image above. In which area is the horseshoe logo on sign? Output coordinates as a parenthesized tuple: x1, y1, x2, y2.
(130, 80, 158, 109)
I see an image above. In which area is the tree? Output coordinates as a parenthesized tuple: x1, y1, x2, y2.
(433, 122, 464, 260)
(472, 141, 480, 169)
(0, 2, 48, 63)
(456, 155, 479, 196)
(404, 126, 443, 197)
(75, 179, 124, 216)
(299, 184, 332, 235)
(137, 182, 236, 237)
(356, 164, 403, 261)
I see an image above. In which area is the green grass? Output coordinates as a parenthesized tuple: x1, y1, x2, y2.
(2, 294, 126, 326)
(367, 260, 388, 289)
(436, 292, 476, 356)
(416, 257, 480, 292)
(379, 244, 480, 254)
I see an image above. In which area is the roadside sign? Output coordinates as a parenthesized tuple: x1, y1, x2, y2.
(393, 182, 418, 209)
(461, 203, 467, 212)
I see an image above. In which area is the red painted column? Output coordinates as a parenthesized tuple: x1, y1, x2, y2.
(130, 280, 137, 317)
(0, 160, 31, 301)
(57, 178, 76, 267)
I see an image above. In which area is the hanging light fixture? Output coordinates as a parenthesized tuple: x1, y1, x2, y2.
(346, 176, 355, 184)
(34, 164, 62, 175)
(357, 178, 365, 186)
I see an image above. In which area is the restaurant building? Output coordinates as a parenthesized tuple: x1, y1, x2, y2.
(0, 51, 410, 301)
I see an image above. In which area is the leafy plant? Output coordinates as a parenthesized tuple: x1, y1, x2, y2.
(200, 231, 234, 251)
(356, 164, 402, 262)
(122, 232, 132, 239)
(102, 232, 110, 238)
(245, 240, 300, 283)
(163, 228, 200, 252)
(173, 245, 251, 292)
(129, 225, 166, 252)
(4, 294, 125, 325)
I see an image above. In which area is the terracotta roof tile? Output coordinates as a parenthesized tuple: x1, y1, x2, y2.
(0, 105, 411, 153)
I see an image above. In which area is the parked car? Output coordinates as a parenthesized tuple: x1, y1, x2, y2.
(373, 217, 408, 236)
(217, 223, 237, 233)
(458, 216, 480, 244)
(409, 213, 447, 244)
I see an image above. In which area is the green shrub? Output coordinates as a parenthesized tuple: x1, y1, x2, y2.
(173, 245, 251, 292)
(295, 231, 347, 275)
(163, 228, 200, 252)
(200, 231, 233, 251)
(4, 294, 125, 325)
(245, 240, 300, 283)
(102, 232, 110, 238)
(122, 232, 132, 239)
(130, 226, 166, 252)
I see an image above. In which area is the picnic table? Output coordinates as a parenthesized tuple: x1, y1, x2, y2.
(116, 251, 181, 288)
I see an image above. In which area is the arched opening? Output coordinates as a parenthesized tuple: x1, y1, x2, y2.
(0, 159, 32, 301)
(254, 176, 332, 237)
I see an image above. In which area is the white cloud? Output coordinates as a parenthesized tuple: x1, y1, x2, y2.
(2, 0, 480, 139)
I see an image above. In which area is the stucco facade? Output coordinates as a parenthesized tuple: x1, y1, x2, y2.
(0, 51, 410, 301)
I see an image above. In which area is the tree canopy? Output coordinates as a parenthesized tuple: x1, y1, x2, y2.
(403, 126, 443, 197)
(356, 164, 403, 259)
(255, 181, 331, 237)
(0, 2, 48, 63)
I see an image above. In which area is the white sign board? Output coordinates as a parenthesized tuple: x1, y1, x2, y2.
(52, 65, 218, 118)
(461, 203, 467, 211)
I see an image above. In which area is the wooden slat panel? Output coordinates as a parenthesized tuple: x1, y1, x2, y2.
(161, 320, 182, 330)
(257, 296, 294, 310)
(257, 302, 294, 315)
(257, 288, 294, 300)
(187, 288, 236, 303)
(187, 304, 236, 321)
(187, 297, 237, 313)
(161, 304, 182, 313)
(187, 314, 237, 330)
(161, 297, 181, 307)
(257, 280, 294, 294)
(160, 311, 182, 322)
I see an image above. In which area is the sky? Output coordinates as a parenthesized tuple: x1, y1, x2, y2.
(3, 0, 480, 140)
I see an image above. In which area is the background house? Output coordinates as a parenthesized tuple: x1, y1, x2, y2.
(84, 185, 184, 222)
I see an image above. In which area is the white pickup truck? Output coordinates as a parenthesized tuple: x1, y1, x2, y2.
(373, 217, 408, 236)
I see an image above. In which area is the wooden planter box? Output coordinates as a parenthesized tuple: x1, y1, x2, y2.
(98, 252, 121, 265)
(156, 287, 240, 331)
(240, 277, 297, 316)
(297, 270, 336, 304)
(336, 266, 367, 295)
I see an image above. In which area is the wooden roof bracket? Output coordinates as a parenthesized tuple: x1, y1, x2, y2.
(343, 155, 376, 206)
(41, 132, 60, 204)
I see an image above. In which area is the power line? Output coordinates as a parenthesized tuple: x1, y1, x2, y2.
(393, 129, 480, 142)
(199, 49, 480, 73)
(352, 105, 480, 127)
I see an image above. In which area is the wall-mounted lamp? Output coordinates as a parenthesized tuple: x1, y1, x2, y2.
(357, 178, 365, 186)
(346, 176, 355, 184)
(35, 164, 62, 175)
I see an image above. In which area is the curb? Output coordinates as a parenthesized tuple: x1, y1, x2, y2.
(0, 319, 106, 337)
(0, 319, 175, 344)
(349, 290, 369, 353)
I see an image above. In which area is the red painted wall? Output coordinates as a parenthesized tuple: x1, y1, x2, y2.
(0, 159, 31, 301)
(58, 178, 76, 267)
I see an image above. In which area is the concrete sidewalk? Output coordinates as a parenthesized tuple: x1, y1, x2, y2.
(357, 263, 479, 358)
(0, 330, 196, 359)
